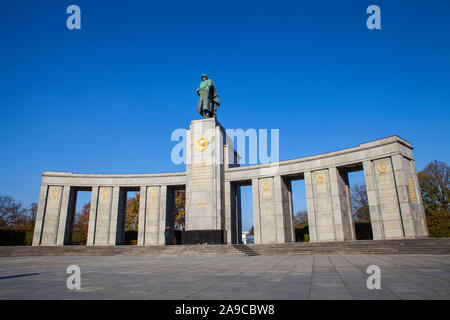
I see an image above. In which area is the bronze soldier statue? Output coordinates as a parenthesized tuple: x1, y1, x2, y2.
(196, 74, 220, 119)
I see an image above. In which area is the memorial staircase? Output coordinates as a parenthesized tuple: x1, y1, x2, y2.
(1, 238, 449, 257)
(250, 238, 450, 255)
(232, 244, 261, 256)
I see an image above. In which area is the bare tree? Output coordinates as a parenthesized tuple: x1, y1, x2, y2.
(0, 196, 37, 230)
(0, 195, 23, 228)
(294, 210, 308, 228)
(28, 203, 38, 221)
(351, 183, 370, 222)
(418, 160, 449, 216)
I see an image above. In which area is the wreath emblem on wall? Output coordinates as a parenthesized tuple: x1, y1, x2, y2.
(149, 188, 158, 198)
(50, 187, 60, 198)
(377, 161, 387, 175)
(315, 171, 326, 184)
(101, 188, 110, 199)
(262, 179, 271, 191)
(195, 138, 209, 152)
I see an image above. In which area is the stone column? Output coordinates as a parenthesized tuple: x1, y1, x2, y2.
(108, 186, 121, 245)
(329, 168, 355, 240)
(40, 186, 64, 245)
(63, 188, 78, 245)
(307, 166, 365, 243)
(185, 127, 192, 231)
(304, 171, 318, 242)
(286, 181, 295, 242)
(251, 178, 262, 244)
(236, 186, 242, 244)
(391, 155, 428, 238)
(93, 186, 113, 245)
(32, 184, 49, 246)
(144, 186, 161, 245)
(215, 124, 225, 231)
(255, 177, 279, 243)
(305, 169, 336, 242)
(87, 186, 99, 246)
(56, 186, 72, 245)
(225, 183, 242, 244)
(165, 187, 175, 244)
(362, 161, 384, 240)
(224, 181, 233, 244)
(274, 176, 294, 243)
(158, 185, 168, 244)
(365, 158, 404, 239)
(137, 186, 147, 245)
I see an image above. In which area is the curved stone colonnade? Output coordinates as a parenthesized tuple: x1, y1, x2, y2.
(225, 136, 428, 244)
(32, 172, 186, 246)
(33, 135, 428, 246)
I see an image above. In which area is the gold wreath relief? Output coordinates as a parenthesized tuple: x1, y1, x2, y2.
(262, 179, 271, 191)
(315, 171, 326, 184)
(195, 138, 209, 152)
(101, 188, 110, 199)
(316, 171, 327, 184)
(50, 187, 60, 198)
(149, 188, 157, 198)
(377, 161, 387, 174)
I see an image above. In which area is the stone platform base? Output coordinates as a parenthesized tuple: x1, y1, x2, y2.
(1, 238, 449, 257)
(181, 230, 225, 245)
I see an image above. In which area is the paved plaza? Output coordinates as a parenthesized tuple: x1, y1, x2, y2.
(0, 254, 449, 300)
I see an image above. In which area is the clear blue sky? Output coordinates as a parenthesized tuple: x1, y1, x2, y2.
(1, 1, 449, 232)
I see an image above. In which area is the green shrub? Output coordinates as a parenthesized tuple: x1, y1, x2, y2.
(294, 225, 309, 242)
(427, 215, 450, 238)
(304, 234, 309, 242)
(24, 230, 33, 246)
(72, 230, 88, 245)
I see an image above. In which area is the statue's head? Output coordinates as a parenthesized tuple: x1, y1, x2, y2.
(201, 74, 208, 80)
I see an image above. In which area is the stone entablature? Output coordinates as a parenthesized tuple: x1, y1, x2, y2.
(224, 136, 413, 181)
(39, 171, 186, 187)
(33, 121, 428, 247)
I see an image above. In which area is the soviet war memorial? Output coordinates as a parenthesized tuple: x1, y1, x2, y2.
(32, 85, 429, 247)
(0, 1, 449, 313)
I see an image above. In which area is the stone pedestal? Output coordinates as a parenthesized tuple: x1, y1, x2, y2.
(181, 230, 225, 245)
(185, 118, 236, 243)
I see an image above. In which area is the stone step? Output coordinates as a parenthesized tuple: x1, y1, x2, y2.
(231, 244, 260, 256)
(249, 238, 450, 255)
(1, 238, 449, 257)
